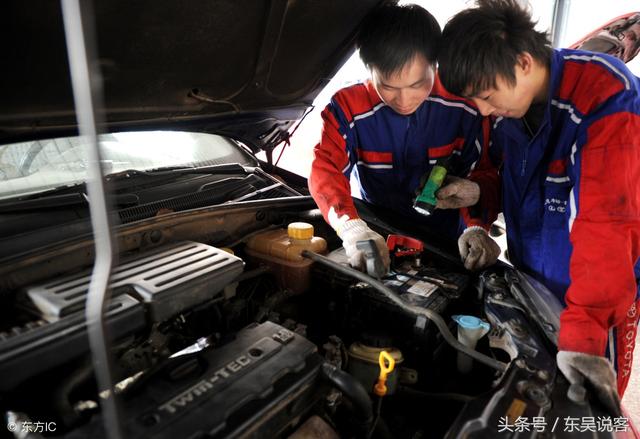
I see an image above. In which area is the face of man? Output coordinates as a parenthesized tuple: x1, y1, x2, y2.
(371, 55, 435, 116)
(466, 53, 540, 118)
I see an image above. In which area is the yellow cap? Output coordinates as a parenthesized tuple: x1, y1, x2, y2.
(374, 350, 396, 397)
(287, 222, 314, 240)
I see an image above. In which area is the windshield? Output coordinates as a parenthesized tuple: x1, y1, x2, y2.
(0, 131, 256, 200)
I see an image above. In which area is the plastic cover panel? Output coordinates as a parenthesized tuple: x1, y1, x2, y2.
(27, 241, 244, 321)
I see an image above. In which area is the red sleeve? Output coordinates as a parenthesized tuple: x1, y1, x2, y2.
(462, 117, 501, 230)
(558, 111, 640, 355)
(308, 104, 359, 224)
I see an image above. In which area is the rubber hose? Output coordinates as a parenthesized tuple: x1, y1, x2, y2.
(321, 362, 373, 437)
(302, 250, 507, 373)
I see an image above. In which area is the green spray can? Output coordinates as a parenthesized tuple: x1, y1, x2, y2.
(413, 157, 449, 216)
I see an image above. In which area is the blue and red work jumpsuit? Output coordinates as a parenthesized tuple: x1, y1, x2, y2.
(309, 76, 496, 240)
(490, 48, 640, 395)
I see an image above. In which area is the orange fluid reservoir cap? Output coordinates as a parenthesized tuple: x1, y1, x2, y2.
(288, 222, 314, 240)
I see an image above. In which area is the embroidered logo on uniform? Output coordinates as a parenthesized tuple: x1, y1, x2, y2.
(544, 198, 567, 213)
(620, 302, 637, 378)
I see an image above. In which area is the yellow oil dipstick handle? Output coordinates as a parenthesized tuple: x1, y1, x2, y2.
(373, 350, 395, 396)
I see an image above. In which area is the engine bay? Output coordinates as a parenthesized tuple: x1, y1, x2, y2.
(0, 201, 575, 438)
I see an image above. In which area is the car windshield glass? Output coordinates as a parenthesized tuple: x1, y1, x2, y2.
(0, 131, 255, 200)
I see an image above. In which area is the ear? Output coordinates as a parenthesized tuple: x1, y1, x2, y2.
(516, 52, 534, 75)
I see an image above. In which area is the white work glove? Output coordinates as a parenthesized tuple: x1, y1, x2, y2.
(339, 219, 390, 275)
(458, 226, 500, 270)
(435, 176, 480, 209)
(557, 351, 621, 416)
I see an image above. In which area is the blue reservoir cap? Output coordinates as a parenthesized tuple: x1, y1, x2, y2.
(453, 315, 490, 331)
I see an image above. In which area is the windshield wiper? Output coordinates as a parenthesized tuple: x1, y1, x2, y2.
(0, 190, 139, 212)
(0, 164, 251, 213)
(0, 164, 250, 213)
(0, 192, 88, 212)
(105, 163, 250, 181)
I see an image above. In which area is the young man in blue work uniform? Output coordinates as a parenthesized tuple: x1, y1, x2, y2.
(438, 0, 640, 413)
(309, 4, 500, 273)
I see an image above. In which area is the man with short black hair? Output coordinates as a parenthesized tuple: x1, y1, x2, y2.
(309, 3, 500, 272)
(438, 0, 640, 413)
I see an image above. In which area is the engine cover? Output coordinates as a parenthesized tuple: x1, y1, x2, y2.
(69, 321, 324, 438)
(0, 241, 244, 391)
(27, 241, 244, 322)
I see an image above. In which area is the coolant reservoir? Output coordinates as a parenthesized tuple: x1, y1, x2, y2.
(245, 222, 327, 293)
(247, 223, 326, 262)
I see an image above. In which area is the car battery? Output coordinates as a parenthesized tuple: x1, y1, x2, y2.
(380, 262, 466, 313)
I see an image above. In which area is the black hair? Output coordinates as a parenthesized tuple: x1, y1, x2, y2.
(438, 0, 552, 97)
(357, 3, 441, 77)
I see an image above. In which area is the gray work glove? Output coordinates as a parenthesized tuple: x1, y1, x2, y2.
(557, 351, 622, 416)
(339, 219, 390, 274)
(458, 226, 500, 270)
(435, 176, 480, 209)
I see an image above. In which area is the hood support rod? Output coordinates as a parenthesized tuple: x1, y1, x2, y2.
(61, 1, 122, 438)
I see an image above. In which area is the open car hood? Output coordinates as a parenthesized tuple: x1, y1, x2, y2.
(0, 0, 383, 151)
